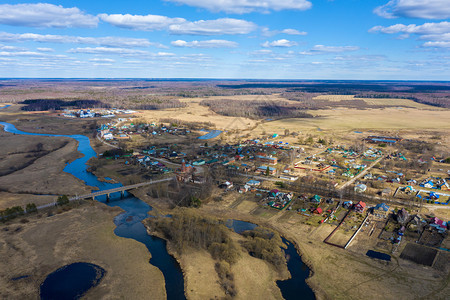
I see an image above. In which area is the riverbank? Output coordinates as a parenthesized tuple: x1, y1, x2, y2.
(144, 207, 290, 300)
(0, 130, 92, 208)
(0, 202, 166, 299)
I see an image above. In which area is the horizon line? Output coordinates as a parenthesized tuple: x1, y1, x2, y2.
(1, 78, 450, 83)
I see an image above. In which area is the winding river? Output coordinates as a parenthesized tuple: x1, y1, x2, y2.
(1, 104, 314, 299)
(0, 107, 185, 300)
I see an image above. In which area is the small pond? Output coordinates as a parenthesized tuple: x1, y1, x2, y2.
(225, 219, 257, 234)
(40, 262, 105, 300)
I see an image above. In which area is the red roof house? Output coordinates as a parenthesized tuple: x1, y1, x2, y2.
(354, 201, 366, 213)
(314, 207, 323, 214)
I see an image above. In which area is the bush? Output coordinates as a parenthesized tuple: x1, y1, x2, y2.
(241, 228, 286, 270)
(0, 206, 25, 221)
(275, 181, 286, 188)
(57, 195, 70, 206)
(25, 203, 37, 213)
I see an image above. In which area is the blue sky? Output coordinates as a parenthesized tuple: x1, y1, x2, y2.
(0, 0, 449, 79)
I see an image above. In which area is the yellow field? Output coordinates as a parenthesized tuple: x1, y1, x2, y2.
(139, 98, 257, 130)
(262, 108, 450, 131)
(313, 95, 439, 109)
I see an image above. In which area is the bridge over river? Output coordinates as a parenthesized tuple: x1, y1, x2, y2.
(36, 177, 174, 210)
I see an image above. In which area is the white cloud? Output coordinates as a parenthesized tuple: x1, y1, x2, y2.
(171, 39, 238, 48)
(333, 55, 387, 61)
(250, 49, 273, 55)
(0, 45, 27, 52)
(67, 47, 149, 55)
(169, 18, 257, 35)
(281, 29, 307, 35)
(300, 45, 360, 54)
(67, 47, 177, 59)
(0, 51, 44, 57)
(262, 39, 298, 47)
(374, 0, 450, 19)
(0, 3, 98, 28)
(36, 47, 54, 52)
(262, 27, 307, 36)
(369, 21, 450, 35)
(165, 0, 312, 14)
(369, 21, 450, 47)
(99, 13, 185, 31)
(422, 41, 450, 47)
(89, 58, 115, 63)
(156, 52, 176, 57)
(99, 14, 256, 36)
(0, 32, 159, 48)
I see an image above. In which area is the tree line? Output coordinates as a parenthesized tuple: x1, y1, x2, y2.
(200, 99, 313, 119)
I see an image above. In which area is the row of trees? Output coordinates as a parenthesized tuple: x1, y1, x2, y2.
(0, 203, 36, 222)
(0, 195, 71, 222)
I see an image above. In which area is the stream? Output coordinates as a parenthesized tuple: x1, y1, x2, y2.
(226, 219, 315, 300)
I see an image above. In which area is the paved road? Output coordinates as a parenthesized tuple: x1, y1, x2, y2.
(150, 156, 205, 174)
(238, 172, 280, 182)
(96, 134, 120, 149)
(35, 177, 173, 210)
(338, 156, 384, 191)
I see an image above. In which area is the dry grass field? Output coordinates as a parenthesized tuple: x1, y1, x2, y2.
(313, 95, 441, 109)
(176, 239, 285, 300)
(262, 107, 450, 131)
(139, 98, 257, 130)
(0, 131, 92, 208)
(0, 202, 166, 299)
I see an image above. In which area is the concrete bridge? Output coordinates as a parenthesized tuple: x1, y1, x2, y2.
(69, 177, 174, 202)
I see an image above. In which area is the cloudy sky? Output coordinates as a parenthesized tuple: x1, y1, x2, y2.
(0, 0, 449, 79)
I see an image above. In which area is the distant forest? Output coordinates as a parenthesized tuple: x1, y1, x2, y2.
(20, 99, 107, 111)
(1, 79, 448, 110)
(218, 82, 450, 108)
(200, 99, 312, 119)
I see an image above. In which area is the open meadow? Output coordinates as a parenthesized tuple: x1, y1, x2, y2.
(0, 202, 166, 299)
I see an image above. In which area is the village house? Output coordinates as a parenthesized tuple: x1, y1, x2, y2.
(430, 217, 448, 233)
(373, 203, 390, 218)
(311, 195, 321, 204)
(354, 201, 366, 213)
(354, 183, 367, 193)
(256, 154, 278, 165)
(219, 181, 234, 190)
(380, 188, 391, 197)
(278, 174, 299, 181)
(246, 179, 261, 186)
(257, 166, 276, 175)
(439, 179, 449, 191)
(343, 201, 353, 209)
